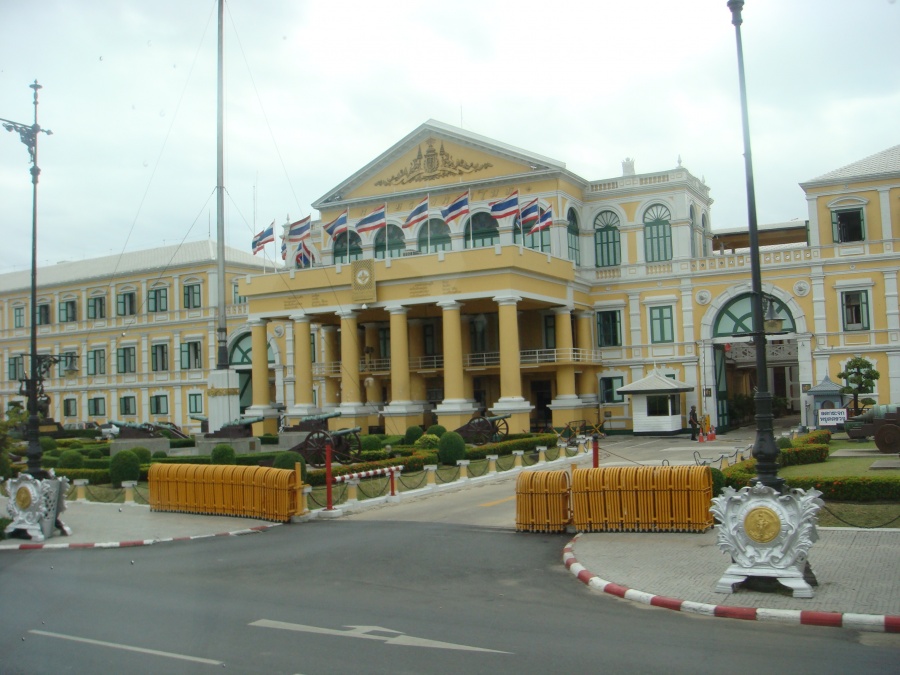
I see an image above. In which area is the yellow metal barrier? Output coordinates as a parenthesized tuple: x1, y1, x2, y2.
(571, 466, 712, 532)
(149, 463, 303, 522)
(515, 470, 571, 532)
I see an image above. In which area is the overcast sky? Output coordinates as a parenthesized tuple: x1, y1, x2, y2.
(1, 0, 897, 274)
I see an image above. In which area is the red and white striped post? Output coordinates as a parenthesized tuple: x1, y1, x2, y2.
(325, 441, 334, 511)
(592, 434, 600, 468)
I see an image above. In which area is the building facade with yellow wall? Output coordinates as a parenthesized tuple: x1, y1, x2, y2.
(0, 242, 266, 434)
(235, 124, 899, 437)
(4, 123, 897, 439)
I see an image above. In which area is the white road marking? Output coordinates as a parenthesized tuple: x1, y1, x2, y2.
(250, 620, 511, 654)
(29, 630, 223, 666)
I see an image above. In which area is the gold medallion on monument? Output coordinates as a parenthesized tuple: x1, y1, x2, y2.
(744, 506, 781, 543)
(16, 485, 33, 510)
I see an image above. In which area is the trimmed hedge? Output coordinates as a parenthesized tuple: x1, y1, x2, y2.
(169, 438, 196, 449)
(722, 458, 900, 502)
(779, 444, 829, 467)
(52, 468, 111, 484)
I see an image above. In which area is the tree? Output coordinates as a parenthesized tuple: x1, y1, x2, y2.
(837, 356, 880, 415)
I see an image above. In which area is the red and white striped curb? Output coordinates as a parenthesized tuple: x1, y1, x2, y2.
(1, 524, 279, 551)
(563, 534, 899, 633)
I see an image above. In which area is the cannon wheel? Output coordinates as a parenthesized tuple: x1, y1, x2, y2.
(332, 431, 362, 465)
(300, 430, 331, 467)
(492, 418, 509, 443)
(468, 417, 493, 446)
(874, 423, 900, 454)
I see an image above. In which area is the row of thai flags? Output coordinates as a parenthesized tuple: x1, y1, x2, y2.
(251, 189, 552, 257)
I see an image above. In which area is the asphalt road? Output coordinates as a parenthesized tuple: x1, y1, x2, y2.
(2, 472, 897, 673)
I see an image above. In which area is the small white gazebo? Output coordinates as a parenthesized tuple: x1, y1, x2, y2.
(617, 369, 694, 436)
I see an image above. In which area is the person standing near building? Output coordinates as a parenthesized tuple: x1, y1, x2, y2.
(689, 406, 699, 441)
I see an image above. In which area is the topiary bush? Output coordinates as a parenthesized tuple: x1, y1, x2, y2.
(39, 436, 57, 452)
(152, 450, 168, 459)
(57, 450, 85, 469)
(210, 443, 236, 465)
(709, 466, 725, 497)
(437, 431, 466, 466)
(130, 446, 152, 465)
(776, 436, 794, 450)
(273, 451, 307, 481)
(360, 435, 383, 451)
(426, 424, 447, 438)
(109, 450, 140, 487)
(403, 425, 424, 445)
(88, 448, 103, 459)
(414, 433, 440, 450)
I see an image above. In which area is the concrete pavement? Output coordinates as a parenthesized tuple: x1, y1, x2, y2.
(2, 420, 898, 632)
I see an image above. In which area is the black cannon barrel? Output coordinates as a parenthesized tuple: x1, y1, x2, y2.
(331, 426, 362, 437)
(299, 411, 343, 422)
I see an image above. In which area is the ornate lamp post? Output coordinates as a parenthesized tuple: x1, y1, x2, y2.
(712, 2, 822, 599)
(1, 81, 57, 479)
(725, 0, 784, 492)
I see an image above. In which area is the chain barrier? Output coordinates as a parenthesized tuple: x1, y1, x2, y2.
(434, 466, 460, 484)
(816, 504, 900, 529)
(133, 486, 151, 505)
(84, 485, 123, 503)
(356, 476, 388, 500)
(496, 455, 516, 472)
(467, 460, 489, 478)
(397, 471, 427, 491)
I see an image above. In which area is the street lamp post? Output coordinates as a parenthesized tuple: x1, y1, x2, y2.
(1, 81, 56, 479)
(726, 0, 784, 492)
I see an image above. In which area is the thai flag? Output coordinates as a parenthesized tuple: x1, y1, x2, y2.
(490, 190, 518, 219)
(441, 191, 469, 224)
(287, 215, 311, 242)
(295, 240, 313, 268)
(280, 238, 287, 260)
(520, 198, 540, 227)
(252, 221, 275, 254)
(356, 204, 387, 234)
(529, 206, 553, 235)
(324, 210, 348, 238)
(403, 196, 429, 229)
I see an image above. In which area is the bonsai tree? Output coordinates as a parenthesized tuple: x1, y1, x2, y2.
(837, 356, 880, 416)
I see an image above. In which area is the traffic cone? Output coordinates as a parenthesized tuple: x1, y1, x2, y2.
(708, 426, 717, 441)
(698, 431, 706, 443)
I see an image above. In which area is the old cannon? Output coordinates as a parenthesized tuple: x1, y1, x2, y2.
(844, 404, 900, 453)
(205, 416, 265, 439)
(455, 414, 510, 446)
(291, 425, 362, 467)
(108, 420, 163, 440)
(282, 410, 342, 433)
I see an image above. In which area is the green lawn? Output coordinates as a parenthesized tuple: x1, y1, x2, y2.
(780, 457, 899, 478)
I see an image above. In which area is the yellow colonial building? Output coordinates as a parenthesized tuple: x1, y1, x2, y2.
(233, 123, 899, 437)
(3, 122, 898, 439)
(0, 242, 266, 434)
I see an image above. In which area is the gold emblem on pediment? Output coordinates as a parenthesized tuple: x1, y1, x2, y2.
(375, 139, 492, 186)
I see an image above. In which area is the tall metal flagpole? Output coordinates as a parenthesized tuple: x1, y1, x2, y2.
(215, 0, 228, 370)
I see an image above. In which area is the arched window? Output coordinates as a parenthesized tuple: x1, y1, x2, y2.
(464, 212, 499, 249)
(689, 205, 697, 258)
(374, 224, 406, 259)
(567, 208, 581, 265)
(643, 204, 672, 262)
(513, 214, 551, 252)
(417, 218, 452, 253)
(593, 210, 621, 267)
(702, 213, 710, 256)
(712, 293, 795, 337)
(333, 230, 363, 263)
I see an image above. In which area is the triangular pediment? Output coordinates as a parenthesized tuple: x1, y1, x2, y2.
(312, 120, 566, 209)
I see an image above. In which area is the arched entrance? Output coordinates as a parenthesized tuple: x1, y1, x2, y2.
(709, 293, 798, 431)
(228, 333, 275, 414)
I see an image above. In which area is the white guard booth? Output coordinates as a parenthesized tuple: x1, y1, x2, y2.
(617, 369, 694, 436)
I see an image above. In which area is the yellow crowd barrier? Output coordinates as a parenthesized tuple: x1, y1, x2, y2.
(148, 463, 303, 522)
(571, 466, 712, 532)
(515, 470, 571, 532)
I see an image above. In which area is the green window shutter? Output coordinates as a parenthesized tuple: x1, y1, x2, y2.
(831, 210, 840, 242)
